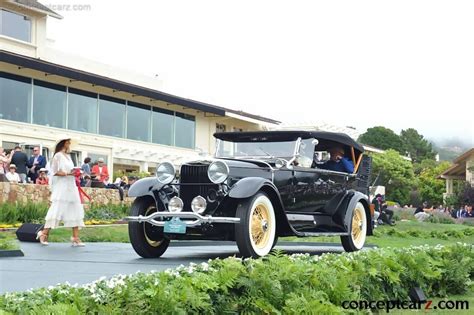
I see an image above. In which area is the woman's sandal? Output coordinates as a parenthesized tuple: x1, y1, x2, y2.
(71, 237, 85, 247)
(36, 231, 49, 246)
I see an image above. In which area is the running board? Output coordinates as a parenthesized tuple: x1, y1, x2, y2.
(299, 232, 349, 237)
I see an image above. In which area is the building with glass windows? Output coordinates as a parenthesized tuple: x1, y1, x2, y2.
(0, 1, 279, 175)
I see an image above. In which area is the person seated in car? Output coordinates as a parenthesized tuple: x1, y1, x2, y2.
(320, 146, 354, 173)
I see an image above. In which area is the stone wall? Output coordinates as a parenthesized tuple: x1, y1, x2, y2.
(0, 182, 133, 205)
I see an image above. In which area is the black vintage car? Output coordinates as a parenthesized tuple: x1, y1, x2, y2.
(125, 131, 373, 258)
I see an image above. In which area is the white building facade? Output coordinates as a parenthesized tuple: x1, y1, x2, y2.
(0, 1, 279, 175)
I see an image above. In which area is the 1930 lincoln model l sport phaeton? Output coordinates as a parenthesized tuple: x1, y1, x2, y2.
(125, 130, 373, 258)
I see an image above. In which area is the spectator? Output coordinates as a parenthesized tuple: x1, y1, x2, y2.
(414, 201, 433, 221)
(0, 147, 12, 174)
(27, 146, 46, 183)
(81, 157, 91, 175)
(120, 176, 129, 188)
(91, 158, 109, 183)
(371, 194, 383, 225)
(35, 168, 49, 185)
(123, 176, 138, 190)
(465, 205, 473, 218)
(6, 164, 21, 183)
(371, 194, 395, 225)
(10, 146, 28, 183)
(81, 174, 92, 187)
(380, 204, 395, 225)
(456, 205, 467, 219)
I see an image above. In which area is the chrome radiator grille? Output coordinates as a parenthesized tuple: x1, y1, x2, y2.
(179, 164, 218, 211)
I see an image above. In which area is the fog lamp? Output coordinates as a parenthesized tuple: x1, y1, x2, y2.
(191, 195, 207, 214)
(168, 196, 183, 212)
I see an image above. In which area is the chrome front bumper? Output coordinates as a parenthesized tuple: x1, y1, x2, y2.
(124, 212, 240, 227)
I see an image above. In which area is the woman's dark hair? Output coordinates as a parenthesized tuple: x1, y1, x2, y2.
(84, 157, 91, 164)
(54, 139, 70, 154)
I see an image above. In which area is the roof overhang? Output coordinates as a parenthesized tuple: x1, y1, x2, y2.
(6, 0, 63, 19)
(453, 148, 474, 164)
(0, 50, 281, 125)
(225, 111, 280, 126)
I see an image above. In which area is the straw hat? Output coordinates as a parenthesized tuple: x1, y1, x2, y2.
(51, 134, 79, 151)
(9, 164, 17, 169)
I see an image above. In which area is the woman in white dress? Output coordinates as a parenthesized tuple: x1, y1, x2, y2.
(36, 138, 85, 246)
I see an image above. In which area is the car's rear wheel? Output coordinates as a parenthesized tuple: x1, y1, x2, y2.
(128, 196, 170, 258)
(235, 192, 276, 258)
(341, 201, 367, 252)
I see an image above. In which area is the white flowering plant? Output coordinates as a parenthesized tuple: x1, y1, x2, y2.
(1, 243, 473, 314)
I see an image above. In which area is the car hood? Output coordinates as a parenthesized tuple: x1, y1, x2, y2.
(183, 158, 272, 170)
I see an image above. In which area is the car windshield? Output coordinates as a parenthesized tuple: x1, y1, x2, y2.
(215, 139, 298, 159)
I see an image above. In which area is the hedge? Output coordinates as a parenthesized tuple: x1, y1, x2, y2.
(0, 202, 129, 225)
(1, 244, 473, 314)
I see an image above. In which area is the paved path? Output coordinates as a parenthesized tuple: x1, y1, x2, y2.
(0, 241, 373, 293)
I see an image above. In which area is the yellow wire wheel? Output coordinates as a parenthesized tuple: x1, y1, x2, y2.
(144, 206, 162, 247)
(350, 202, 367, 249)
(341, 201, 367, 252)
(236, 193, 276, 258)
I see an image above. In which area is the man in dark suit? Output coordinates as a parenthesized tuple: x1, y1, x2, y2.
(27, 146, 46, 183)
(10, 146, 29, 183)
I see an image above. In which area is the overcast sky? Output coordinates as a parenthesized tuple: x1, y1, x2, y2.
(45, 0, 473, 145)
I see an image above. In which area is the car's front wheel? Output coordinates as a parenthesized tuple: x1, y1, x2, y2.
(341, 201, 367, 252)
(128, 196, 170, 258)
(235, 192, 277, 258)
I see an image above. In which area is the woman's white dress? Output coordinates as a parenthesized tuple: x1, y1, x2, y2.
(44, 152, 85, 229)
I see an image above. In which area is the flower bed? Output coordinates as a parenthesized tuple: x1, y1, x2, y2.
(1, 244, 473, 314)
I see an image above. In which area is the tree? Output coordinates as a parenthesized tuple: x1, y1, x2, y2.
(417, 161, 451, 205)
(371, 149, 415, 205)
(400, 128, 436, 163)
(358, 127, 404, 153)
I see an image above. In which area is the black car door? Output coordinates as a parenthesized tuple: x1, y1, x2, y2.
(287, 166, 348, 214)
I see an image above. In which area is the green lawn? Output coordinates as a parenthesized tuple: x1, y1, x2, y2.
(0, 232, 19, 250)
(2, 220, 472, 248)
(284, 220, 474, 248)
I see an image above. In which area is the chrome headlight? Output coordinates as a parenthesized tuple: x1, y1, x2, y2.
(168, 196, 183, 212)
(207, 160, 229, 184)
(191, 195, 207, 214)
(156, 161, 175, 184)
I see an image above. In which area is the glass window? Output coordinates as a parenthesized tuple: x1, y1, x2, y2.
(0, 72, 31, 123)
(33, 80, 67, 128)
(88, 153, 108, 165)
(68, 88, 98, 133)
(99, 95, 125, 138)
(0, 9, 31, 42)
(175, 112, 195, 149)
(127, 101, 150, 142)
(152, 107, 174, 146)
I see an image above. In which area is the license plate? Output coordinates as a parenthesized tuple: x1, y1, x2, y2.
(164, 218, 187, 234)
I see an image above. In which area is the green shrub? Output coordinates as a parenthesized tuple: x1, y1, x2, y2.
(0, 202, 48, 224)
(84, 203, 129, 221)
(0, 202, 130, 225)
(1, 244, 472, 314)
(426, 213, 455, 224)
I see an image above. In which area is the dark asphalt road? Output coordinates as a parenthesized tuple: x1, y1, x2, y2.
(0, 241, 374, 293)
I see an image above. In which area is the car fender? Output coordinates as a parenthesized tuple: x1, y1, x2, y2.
(128, 177, 163, 198)
(229, 177, 297, 237)
(228, 177, 275, 199)
(342, 191, 372, 236)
